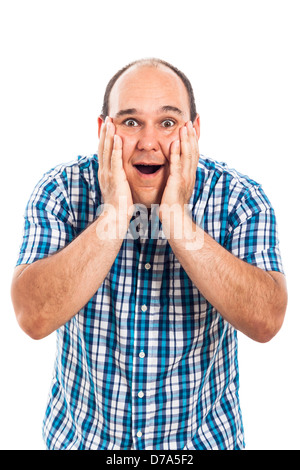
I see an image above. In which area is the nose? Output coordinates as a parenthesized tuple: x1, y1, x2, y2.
(137, 125, 160, 152)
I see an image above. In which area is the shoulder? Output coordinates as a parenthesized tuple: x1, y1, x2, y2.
(196, 154, 260, 191)
(194, 154, 271, 209)
(32, 154, 99, 196)
(191, 155, 276, 239)
(39, 154, 98, 184)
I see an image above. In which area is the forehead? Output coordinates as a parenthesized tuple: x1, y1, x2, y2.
(109, 65, 190, 118)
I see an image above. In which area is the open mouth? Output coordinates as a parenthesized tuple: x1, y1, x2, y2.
(134, 164, 163, 175)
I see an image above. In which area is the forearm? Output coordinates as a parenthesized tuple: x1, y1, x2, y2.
(11, 209, 128, 339)
(161, 208, 287, 342)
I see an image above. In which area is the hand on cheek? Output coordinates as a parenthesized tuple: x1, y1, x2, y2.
(160, 121, 199, 213)
(97, 117, 133, 217)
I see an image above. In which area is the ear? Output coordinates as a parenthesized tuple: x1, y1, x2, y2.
(193, 114, 200, 140)
(97, 115, 105, 139)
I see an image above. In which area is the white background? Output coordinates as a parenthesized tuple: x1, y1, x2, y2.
(1, 0, 299, 450)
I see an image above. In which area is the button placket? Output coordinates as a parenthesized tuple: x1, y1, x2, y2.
(132, 247, 154, 446)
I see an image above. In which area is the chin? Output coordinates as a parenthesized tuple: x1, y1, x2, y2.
(132, 188, 163, 209)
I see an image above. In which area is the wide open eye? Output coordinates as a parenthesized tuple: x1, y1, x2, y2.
(161, 119, 175, 128)
(124, 119, 139, 127)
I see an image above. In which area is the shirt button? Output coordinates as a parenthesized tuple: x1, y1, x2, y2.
(138, 391, 144, 398)
(137, 431, 142, 438)
(139, 351, 145, 358)
(141, 305, 147, 312)
(145, 263, 151, 270)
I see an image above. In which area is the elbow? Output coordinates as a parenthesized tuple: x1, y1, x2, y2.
(253, 320, 282, 344)
(253, 298, 287, 344)
(11, 280, 49, 340)
(13, 303, 48, 340)
(251, 275, 288, 343)
(16, 311, 48, 340)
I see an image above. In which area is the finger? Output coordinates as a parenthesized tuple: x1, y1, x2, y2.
(187, 121, 198, 153)
(111, 134, 123, 172)
(97, 121, 107, 172)
(102, 119, 115, 171)
(180, 124, 193, 176)
(169, 139, 181, 177)
(188, 121, 200, 171)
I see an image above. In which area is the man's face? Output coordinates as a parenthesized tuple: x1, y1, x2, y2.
(98, 65, 200, 208)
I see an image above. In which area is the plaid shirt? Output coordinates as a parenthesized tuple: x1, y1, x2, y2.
(16, 154, 284, 450)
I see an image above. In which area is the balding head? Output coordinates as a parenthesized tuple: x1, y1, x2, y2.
(101, 58, 197, 123)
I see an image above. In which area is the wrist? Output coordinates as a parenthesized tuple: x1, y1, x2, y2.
(160, 206, 204, 252)
(95, 203, 131, 241)
(159, 203, 192, 237)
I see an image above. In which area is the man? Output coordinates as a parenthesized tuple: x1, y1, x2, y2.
(11, 58, 287, 450)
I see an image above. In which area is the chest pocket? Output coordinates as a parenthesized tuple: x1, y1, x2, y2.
(167, 253, 207, 315)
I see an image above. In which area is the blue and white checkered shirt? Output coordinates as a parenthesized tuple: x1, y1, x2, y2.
(16, 154, 284, 450)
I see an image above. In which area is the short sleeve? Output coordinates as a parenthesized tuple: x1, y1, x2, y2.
(225, 185, 284, 274)
(16, 171, 76, 266)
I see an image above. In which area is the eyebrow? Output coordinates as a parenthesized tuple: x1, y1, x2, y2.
(114, 105, 184, 119)
(160, 105, 184, 116)
(115, 108, 138, 118)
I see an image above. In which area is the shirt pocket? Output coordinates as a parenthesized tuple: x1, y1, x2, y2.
(168, 253, 208, 316)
